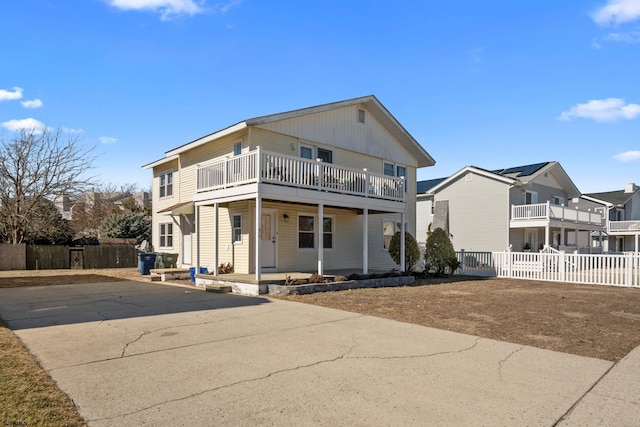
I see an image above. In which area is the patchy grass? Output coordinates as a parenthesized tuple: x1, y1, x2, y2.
(0, 317, 86, 426)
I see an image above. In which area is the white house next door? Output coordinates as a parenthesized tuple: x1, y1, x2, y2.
(260, 209, 276, 269)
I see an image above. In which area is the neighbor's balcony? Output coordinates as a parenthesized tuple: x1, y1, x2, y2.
(511, 202, 603, 226)
(608, 220, 640, 234)
(196, 147, 405, 202)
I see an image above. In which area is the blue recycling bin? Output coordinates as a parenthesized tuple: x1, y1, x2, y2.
(138, 253, 157, 276)
(190, 267, 208, 282)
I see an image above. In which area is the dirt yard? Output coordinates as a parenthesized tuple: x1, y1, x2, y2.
(1, 270, 639, 362)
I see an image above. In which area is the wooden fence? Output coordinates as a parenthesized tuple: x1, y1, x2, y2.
(0, 244, 138, 270)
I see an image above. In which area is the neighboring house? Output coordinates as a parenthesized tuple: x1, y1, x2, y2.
(142, 95, 435, 288)
(55, 191, 151, 221)
(571, 183, 640, 252)
(416, 162, 604, 252)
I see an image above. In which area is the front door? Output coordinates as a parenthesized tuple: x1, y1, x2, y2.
(260, 209, 276, 269)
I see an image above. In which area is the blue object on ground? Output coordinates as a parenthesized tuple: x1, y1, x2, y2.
(138, 253, 157, 276)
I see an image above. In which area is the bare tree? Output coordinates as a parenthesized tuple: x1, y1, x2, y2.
(0, 127, 95, 244)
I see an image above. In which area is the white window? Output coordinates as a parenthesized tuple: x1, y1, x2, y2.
(159, 223, 173, 248)
(298, 215, 334, 249)
(383, 220, 402, 250)
(383, 162, 395, 177)
(298, 215, 315, 249)
(232, 214, 242, 243)
(159, 170, 173, 198)
(317, 147, 333, 163)
(233, 141, 242, 156)
(552, 196, 564, 206)
(357, 108, 365, 123)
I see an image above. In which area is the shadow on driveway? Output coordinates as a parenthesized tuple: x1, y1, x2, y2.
(0, 280, 270, 330)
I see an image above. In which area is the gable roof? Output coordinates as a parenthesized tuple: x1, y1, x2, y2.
(149, 95, 434, 168)
(583, 190, 633, 207)
(424, 161, 581, 198)
(417, 178, 447, 194)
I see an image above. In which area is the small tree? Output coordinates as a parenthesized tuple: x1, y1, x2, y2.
(388, 231, 421, 272)
(100, 211, 151, 244)
(424, 227, 460, 275)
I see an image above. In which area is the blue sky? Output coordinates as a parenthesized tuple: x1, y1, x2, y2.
(1, 0, 639, 193)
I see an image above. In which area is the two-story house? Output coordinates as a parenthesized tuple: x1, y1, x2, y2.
(416, 162, 603, 252)
(143, 96, 435, 293)
(572, 183, 640, 253)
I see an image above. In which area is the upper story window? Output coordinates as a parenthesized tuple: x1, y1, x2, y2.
(357, 108, 365, 123)
(552, 196, 565, 206)
(233, 141, 242, 156)
(159, 170, 173, 198)
(300, 145, 313, 160)
(317, 148, 333, 163)
(383, 162, 395, 177)
(396, 166, 407, 193)
(525, 190, 537, 205)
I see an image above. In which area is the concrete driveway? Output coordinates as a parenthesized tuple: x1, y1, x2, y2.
(0, 280, 636, 426)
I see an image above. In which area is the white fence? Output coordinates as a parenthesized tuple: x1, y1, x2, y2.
(451, 250, 640, 287)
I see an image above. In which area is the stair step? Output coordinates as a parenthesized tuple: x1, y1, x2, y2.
(205, 284, 232, 293)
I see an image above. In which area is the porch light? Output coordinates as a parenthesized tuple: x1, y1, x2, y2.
(283, 214, 289, 223)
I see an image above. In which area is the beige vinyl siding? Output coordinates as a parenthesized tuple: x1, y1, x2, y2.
(436, 172, 510, 252)
(179, 130, 249, 200)
(226, 201, 250, 274)
(197, 205, 215, 270)
(368, 213, 404, 270)
(151, 160, 179, 251)
(255, 104, 417, 167)
(416, 196, 434, 245)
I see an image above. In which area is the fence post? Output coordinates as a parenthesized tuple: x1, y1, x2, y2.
(507, 247, 512, 278)
(460, 249, 465, 274)
(626, 252, 633, 287)
(559, 251, 566, 282)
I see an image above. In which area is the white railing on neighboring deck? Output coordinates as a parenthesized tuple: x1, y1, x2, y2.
(608, 220, 640, 233)
(196, 147, 405, 201)
(511, 202, 603, 226)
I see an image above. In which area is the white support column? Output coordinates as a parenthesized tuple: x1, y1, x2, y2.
(362, 208, 368, 274)
(213, 203, 219, 276)
(195, 204, 200, 274)
(317, 203, 324, 275)
(561, 227, 566, 246)
(400, 212, 405, 272)
(255, 197, 262, 281)
(635, 233, 639, 252)
(545, 224, 550, 249)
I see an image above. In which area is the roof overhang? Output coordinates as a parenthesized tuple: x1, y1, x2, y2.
(142, 154, 179, 170)
(158, 201, 194, 215)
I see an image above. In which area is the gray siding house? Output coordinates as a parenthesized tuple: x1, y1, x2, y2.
(417, 162, 604, 252)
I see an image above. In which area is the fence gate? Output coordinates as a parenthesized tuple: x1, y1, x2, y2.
(70, 248, 84, 269)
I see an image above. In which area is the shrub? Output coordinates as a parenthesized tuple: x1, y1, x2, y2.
(388, 231, 421, 272)
(424, 227, 460, 275)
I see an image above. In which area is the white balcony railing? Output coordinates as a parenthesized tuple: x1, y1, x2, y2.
(608, 220, 640, 233)
(511, 202, 603, 226)
(196, 147, 405, 202)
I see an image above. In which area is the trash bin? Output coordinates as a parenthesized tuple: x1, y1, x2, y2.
(138, 253, 157, 276)
(190, 267, 208, 282)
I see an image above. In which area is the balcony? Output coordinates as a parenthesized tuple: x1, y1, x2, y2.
(196, 148, 405, 202)
(511, 202, 603, 227)
(608, 220, 640, 235)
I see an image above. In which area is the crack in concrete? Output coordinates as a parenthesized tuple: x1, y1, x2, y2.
(497, 346, 525, 381)
(89, 336, 482, 424)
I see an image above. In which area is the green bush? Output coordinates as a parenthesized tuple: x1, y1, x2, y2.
(388, 231, 421, 272)
(424, 227, 460, 275)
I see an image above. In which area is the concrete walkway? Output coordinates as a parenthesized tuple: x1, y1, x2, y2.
(0, 280, 637, 426)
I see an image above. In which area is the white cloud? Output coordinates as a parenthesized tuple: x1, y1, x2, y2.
(99, 136, 118, 145)
(21, 98, 43, 109)
(0, 87, 23, 101)
(592, 0, 640, 25)
(105, 0, 205, 20)
(2, 118, 46, 132)
(557, 98, 640, 122)
(613, 150, 640, 161)
(62, 127, 85, 134)
(604, 29, 640, 42)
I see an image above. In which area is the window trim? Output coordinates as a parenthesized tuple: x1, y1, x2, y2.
(233, 141, 242, 156)
(159, 170, 174, 199)
(316, 147, 333, 164)
(159, 222, 174, 249)
(382, 219, 402, 251)
(297, 214, 335, 250)
(232, 213, 242, 244)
